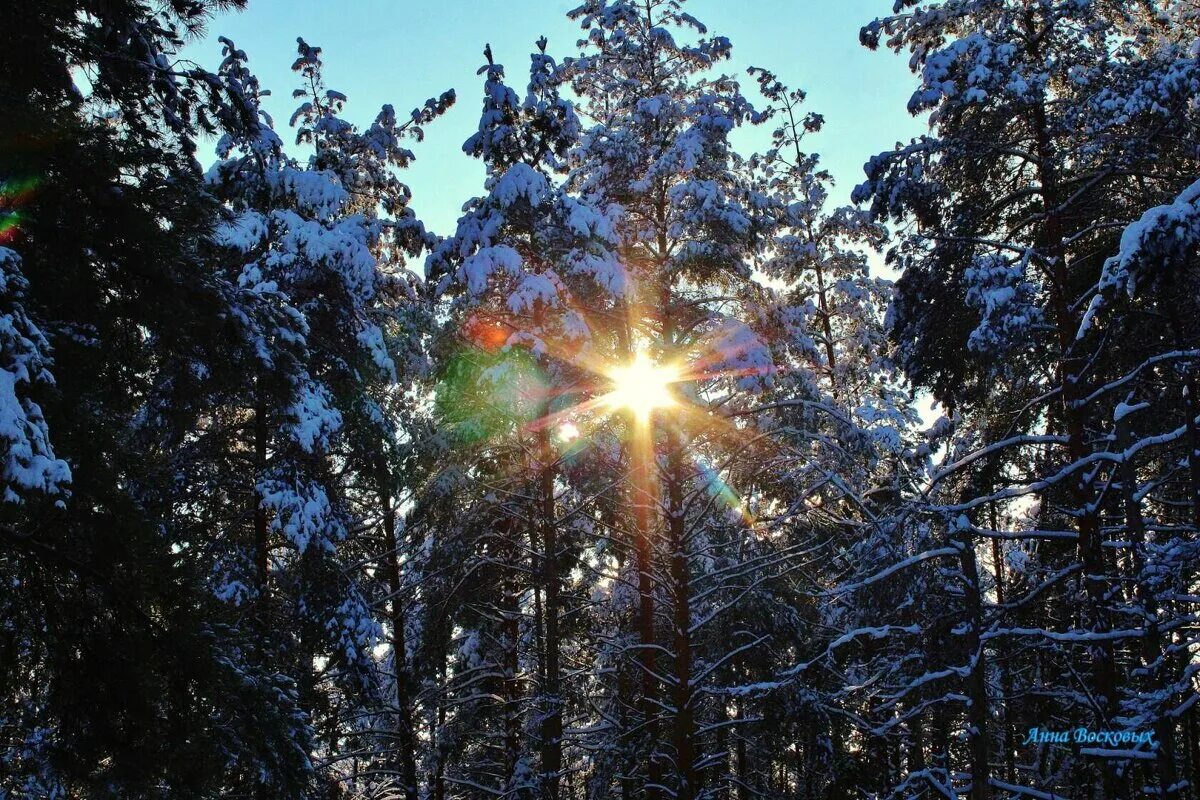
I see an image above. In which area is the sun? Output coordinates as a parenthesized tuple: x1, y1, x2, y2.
(601, 349, 681, 420)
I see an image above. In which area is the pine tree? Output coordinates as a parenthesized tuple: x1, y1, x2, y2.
(852, 1, 1200, 796)
(0, 1, 323, 796)
(422, 36, 623, 800)
(9, 2, 1197, 798)
(560, 5, 913, 799)
(202, 35, 453, 798)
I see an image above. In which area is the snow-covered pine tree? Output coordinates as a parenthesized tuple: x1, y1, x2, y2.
(0, 2, 325, 796)
(852, 1, 1200, 796)
(203, 36, 451, 798)
(560, 5, 910, 799)
(420, 37, 623, 800)
(290, 38, 453, 800)
(1069, 6, 1200, 794)
(563, 5, 772, 795)
(731, 67, 921, 800)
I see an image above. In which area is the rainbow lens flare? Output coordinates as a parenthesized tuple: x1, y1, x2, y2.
(0, 177, 39, 245)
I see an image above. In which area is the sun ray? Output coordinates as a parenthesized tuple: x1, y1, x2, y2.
(598, 348, 682, 421)
(442, 293, 807, 542)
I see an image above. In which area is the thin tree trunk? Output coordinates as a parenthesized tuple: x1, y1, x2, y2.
(933, 704, 951, 786)
(631, 420, 662, 800)
(735, 698, 750, 800)
(813, 258, 839, 398)
(1167, 309, 1200, 533)
(537, 422, 564, 800)
(433, 626, 448, 800)
(990, 504, 1016, 784)
(665, 443, 697, 800)
(1187, 706, 1200, 800)
(713, 696, 729, 800)
(619, 659, 637, 800)
(907, 705, 926, 776)
(502, 517, 525, 795)
(603, 488, 637, 800)
(792, 120, 837, 399)
(1117, 413, 1180, 796)
(956, 530, 992, 800)
(253, 391, 268, 598)
(380, 474, 420, 800)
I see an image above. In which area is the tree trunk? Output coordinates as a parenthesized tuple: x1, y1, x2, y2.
(1187, 706, 1200, 799)
(253, 390, 269, 599)
(1022, 38, 1120, 734)
(1037, 129, 1117, 708)
(1117, 413, 1180, 796)
(433, 627, 448, 800)
(665, 442, 697, 800)
(502, 517, 526, 796)
(735, 699, 750, 800)
(989, 504, 1016, 784)
(956, 531, 992, 800)
(907, 706, 926, 776)
(933, 704, 951, 786)
(631, 422, 662, 800)
(713, 696, 729, 800)
(813, 257, 839, 399)
(380, 475, 420, 800)
(537, 424, 564, 800)
(1167, 309, 1200, 533)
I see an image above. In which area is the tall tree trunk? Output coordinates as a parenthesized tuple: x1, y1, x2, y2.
(253, 390, 269, 599)
(989, 501, 1016, 784)
(631, 420, 662, 800)
(1116, 413, 1180, 796)
(250, 381, 271, 800)
(1167, 309, 1200, 533)
(602, 487, 638, 800)
(616, 278, 663, 800)
(619, 665, 637, 800)
(956, 530, 992, 800)
(537, 422, 563, 800)
(665, 443, 697, 800)
(1021, 25, 1120, 737)
(502, 517, 526, 796)
(1187, 706, 1200, 800)
(433, 625, 449, 800)
(380, 474, 420, 800)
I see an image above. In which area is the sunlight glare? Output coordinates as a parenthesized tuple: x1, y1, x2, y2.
(602, 350, 680, 420)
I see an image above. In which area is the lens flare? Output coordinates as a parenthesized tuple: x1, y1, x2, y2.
(435, 346, 548, 445)
(696, 459, 755, 525)
(0, 212, 22, 245)
(0, 177, 39, 245)
(601, 349, 680, 420)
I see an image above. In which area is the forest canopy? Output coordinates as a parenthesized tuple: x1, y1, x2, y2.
(2, 2, 1200, 799)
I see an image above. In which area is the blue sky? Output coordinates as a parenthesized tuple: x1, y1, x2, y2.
(186, 0, 928, 238)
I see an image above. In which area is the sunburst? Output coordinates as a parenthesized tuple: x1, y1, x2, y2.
(599, 348, 682, 421)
